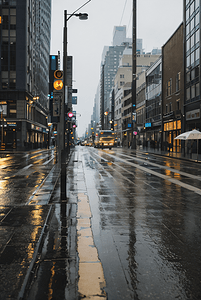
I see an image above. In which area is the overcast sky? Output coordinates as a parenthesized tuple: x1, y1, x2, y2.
(51, 0, 183, 137)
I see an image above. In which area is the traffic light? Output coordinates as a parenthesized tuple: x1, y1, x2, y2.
(53, 70, 63, 91)
(68, 112, 74, 118)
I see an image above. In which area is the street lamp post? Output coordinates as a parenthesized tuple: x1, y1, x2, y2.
(131, 0, 137, 149)
(60, 2, 90, 200)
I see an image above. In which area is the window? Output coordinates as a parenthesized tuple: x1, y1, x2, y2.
(196, 82, 200, 96)
(166, 104, 168, 113)
(166, 79, 172, 96)
(187, 71, 191, 82)
(195, 29, 200, 44)
(169, 103, 172, 112)
(187, 55, 190, 67)
(190, 18, 194, 32)
(120, 74, 124, 78)
(195, 48, 199, 62)
(195, 13, 199, 27)
(186, 87, 190, 100)
(191, 69, 195, 80)
(195, 65, 199, 77)
(176, 99, 180, 110)
(186, 23, 190, 35)
(190, 2, 194, 16)
(176, 72, 181, 91)
(186, 38, 190, 51)
(191, 84, 195, 98)
(191, 51, 195, 66)
(191, 34, 195, 49)
(186, 7, 190, 20)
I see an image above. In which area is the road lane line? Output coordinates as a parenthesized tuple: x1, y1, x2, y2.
(115, 152, 201, 181)
(13, 164, 33, 176)
(42, 155, 54, 165)
(91, 150, 201, 196)
(77, 192, 107, 299)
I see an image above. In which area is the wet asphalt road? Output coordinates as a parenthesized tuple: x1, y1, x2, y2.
(0, 148, 57, 300)
(1, 146, 201, 299)
(77, 146, 201, 299)
(0, 149, 56, 205)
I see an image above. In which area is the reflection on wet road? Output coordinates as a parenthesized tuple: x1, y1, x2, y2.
(0, 149, 55, 205)
(0, 149, 57, 299)
(80, 146, 201, 299)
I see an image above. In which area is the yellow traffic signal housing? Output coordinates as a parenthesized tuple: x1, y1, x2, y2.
(53, 70, 63, 90)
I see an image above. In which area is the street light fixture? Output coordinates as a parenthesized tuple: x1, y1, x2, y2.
(60, 1, 90, 200)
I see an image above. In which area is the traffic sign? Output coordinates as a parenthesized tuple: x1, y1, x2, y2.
(53, 92, 62, 116)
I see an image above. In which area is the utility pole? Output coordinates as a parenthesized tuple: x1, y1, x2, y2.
(131, 0, 137, 149)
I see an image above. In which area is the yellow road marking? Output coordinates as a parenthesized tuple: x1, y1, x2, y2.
(77, 193, 106, 299)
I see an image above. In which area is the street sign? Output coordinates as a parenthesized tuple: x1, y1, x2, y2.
(72, 96, 77, 105)
(132, 112, 136, 122)
(53, 92, 62, 116)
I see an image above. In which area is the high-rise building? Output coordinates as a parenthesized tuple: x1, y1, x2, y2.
(113, 26, 126, 46)
(0, 0, 51, 150)
(184, 0, 200, 131)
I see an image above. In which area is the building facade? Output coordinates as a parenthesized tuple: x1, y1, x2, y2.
(145, 57, 162, 149)
(0, 0, 51, 150)
(162, 23, 184, 153)
(184, 0, 201, 155)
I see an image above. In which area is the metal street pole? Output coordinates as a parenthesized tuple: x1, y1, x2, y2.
(60, 10, 68, 200)
(131, 0, 137, 149)
(60, 4, 90, 200)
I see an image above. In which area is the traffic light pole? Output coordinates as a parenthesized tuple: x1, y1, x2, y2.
(60, 10, 68, 200)
(60, 3, 90, 200)
(131, 0, 137, 149)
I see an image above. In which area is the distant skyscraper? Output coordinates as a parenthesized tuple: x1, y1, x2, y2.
(113, 26, 127, 46)
(137, 39, 143, 54)
(0, 0, 51, 150)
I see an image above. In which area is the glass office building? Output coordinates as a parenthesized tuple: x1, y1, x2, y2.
(0, 0, 51, 150)
(184, 0, 201, 131)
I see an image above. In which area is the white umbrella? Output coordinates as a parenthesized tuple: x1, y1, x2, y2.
(174, 129, 201, 161)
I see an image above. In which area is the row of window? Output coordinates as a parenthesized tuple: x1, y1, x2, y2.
(186, 82, 200, 101)
(186, 29, 199, 53)
(165, 100, 180, 114)
(0, 1, 16, 5)
(166, 72, 181, 97)
(186, 13, 199, 39)
(186, 0, 199, 21)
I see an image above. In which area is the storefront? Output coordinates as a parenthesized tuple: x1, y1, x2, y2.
(163, 120, 181, 152)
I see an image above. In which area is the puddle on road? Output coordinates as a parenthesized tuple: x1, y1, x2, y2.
(77, 192, 106, 299)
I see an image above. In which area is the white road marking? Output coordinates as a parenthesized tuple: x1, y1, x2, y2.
(91, 150, 201, 196)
